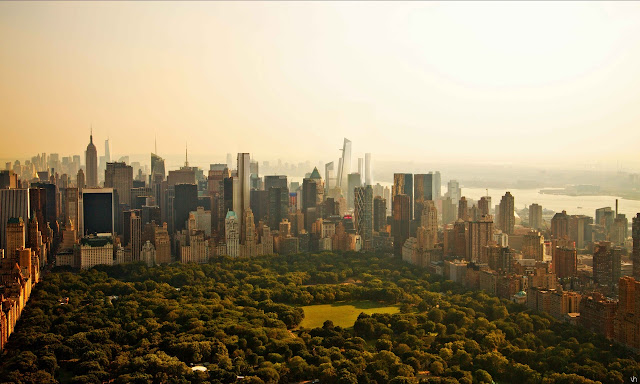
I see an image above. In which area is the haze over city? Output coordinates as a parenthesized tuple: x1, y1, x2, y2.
(4, 2, 640, 383)
(2, 2, 640, 168)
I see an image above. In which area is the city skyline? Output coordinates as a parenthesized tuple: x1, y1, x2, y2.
(3, 2, 640, 167)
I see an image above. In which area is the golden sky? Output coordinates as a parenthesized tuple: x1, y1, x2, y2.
(2, 2, 640, 166)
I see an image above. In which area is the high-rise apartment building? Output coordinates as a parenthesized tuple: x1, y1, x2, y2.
(529, 203, 543, 230)
(85, 133, 98, 188)
(393, 173, 413, 219)
(633, 213, 640, 280)
(522, 230, 544, 261)
(105, 162, 133, 209)
(373, 196, 386, 232)
(337, 138, 352, 192)
(442, 197, 456, 225)
(392, 194, 411, 257)
(0, 189, 29, 253)
(478, 197, 489, 216)
(347, 173, 362, 210)
(130, 212, 141, 261)
(593, 241, 622, 291)
(458, 197, 469, 221)
(414, 174, 433, 219)
(5, 217, 25, 260)
(234, 153, 251, 242)
(354, 185, 373, 251)
(447, 180, 461, 202)
(553, 246, 577, 279)
(467, 214, 493, 263)
(498, 192, 515, 235)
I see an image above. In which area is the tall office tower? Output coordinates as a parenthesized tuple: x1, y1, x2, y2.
(143, 222, 171, 264)
(466, 214, 493, 263)
(225, 211, 239, 257)
(393, 173, 413, 218)
(614, 276, 640, 349)
(151, 153, 166, 181)
(551, 210, 569, 239)
(554, 245, 577, 278)
(249, 190, 268, 226)
(414, 174, 433, 219)
(243, 209, 257, 257)
(104, 138, 111, 163)
(347, 173, 362, 210)
(447, 180, 461, 202)
(596, 207, 615, 232)
(85, 132, 98, 188)
(337, 138, 352, 192)
(478, 197, 489, 216)
(612, 214, 628, 246)
(392, 194, 411, 257)
(364, 153, 373, 186)
(593, 241, 622, 290)
(373, 196, 387, 232)
(568, 214, 591, 249)
(522, 230, 544, 261)
(358, 158, 364, 177)
(384, 186, 391, 215)
(77, 169, 85, 194)
(174, 184, 198, 233)
(324, 162, 335, 193)
(234, 153, 251, 242)
(208, 165, 231, 236)
(5, 217, 25, 260)
(82, 189, 114, 235)
(105, 162, 133, 209)
(458, 197, 469, 221)
(354, 185, 374, 250)
(419, 200, 438, 248)
(130, 211, 142, 261)
(64, 188, 79, 233)
(498, 192, 515, 235)
(0, 189, 29, 253)
(0, 170, 18, 189)
(633, 214, 640, 280)
(529, 203, 543, 230)
(432, 171, 441, 200)
(453, 219, 467, 259)
(442, 197, 456, 225)
(268, 187, 289, 230)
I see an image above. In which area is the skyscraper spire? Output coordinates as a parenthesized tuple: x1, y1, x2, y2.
(185, 142, 189, 167)
(90, 124, 93, 143)
(154, 136, 157, 154)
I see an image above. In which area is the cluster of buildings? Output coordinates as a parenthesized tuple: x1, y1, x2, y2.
(3, 134, 640, 352)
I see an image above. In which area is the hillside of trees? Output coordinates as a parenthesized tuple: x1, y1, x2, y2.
(1, 252, 639, 384)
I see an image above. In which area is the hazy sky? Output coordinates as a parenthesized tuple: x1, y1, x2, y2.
(2, 2, 640, 167)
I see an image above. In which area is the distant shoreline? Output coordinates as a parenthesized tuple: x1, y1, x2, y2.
(539, 189, 640, 201)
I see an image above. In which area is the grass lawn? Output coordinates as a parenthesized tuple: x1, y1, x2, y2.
(298, 300, 400, 329)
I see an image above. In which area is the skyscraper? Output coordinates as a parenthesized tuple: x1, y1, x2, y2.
(458, 197, 469, 221)
(633, 213, 640, 280)
(5, 217, 25, 260)
(414, 174, 433, 219)
(392, 194, 411, 257)
(104, 138, 111, 163)
(151, 152, 166, 181)
(467, 214, 493, 262)
(432, 171, 441, 200)
(174, 183, 198, 233)
(234, 153, 251, 242)
(0, 189, 29, 253)
(498, 192, 515, 235)
(478, 197, 489, 216)
(324, 162, 335, 193)
(76, 169, 85, 194)
(522, 230, 544, 261)
(364, 153, 373, 186)
(85, 132, 98, 188)
(347, 173, 362, 210)
(447, 180, 461, 202)
(82, 188, 114, 235)
(393, 173, 413, 219)
(354, 185, 374, 250)
(593, 241, 622, 292)
(130, 211, 141, 261)
(373, 196, 387, 232)
(529, 203, 543, 230)
(337, 138, 352, 193)
(554, 245, 577, 279)
(105, 162, 133, 209)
